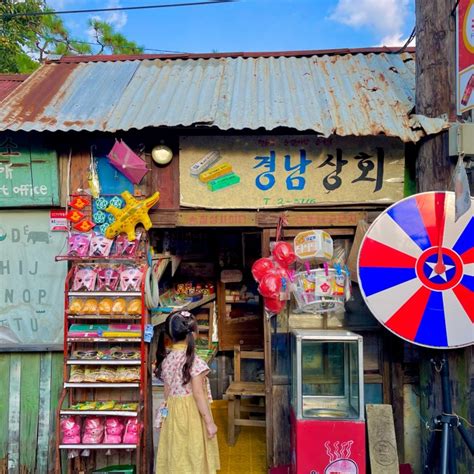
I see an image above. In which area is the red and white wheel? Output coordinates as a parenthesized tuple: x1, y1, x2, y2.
(357, 192, 473, 349)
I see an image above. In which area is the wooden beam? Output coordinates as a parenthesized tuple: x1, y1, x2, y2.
(150, 209, 367, 228)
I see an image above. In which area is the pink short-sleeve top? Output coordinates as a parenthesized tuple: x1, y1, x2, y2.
(161, 347, 212, 401)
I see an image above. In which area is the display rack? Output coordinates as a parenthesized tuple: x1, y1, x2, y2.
(55, 255, 150, 473)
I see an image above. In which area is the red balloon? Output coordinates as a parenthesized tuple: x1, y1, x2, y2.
(273, 265, 289, 280)
(251, 258, 274, 282)
(264, 297, 285, 313)
(272, 241, 296, 268)
(258, 271, 282, 298)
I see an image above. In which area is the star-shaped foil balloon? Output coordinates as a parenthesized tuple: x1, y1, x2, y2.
(104, 191, 160, 241)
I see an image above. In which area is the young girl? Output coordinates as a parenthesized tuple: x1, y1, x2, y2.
(155, 310, 220, 474)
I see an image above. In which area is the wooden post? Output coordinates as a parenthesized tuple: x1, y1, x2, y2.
(415, 1, 472, 473)
(415, 0, 457, 191)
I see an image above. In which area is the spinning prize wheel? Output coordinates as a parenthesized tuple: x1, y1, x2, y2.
(358, 192, 473, 349)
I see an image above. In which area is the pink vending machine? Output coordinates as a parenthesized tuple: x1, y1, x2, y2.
(290, 329, 366, 474)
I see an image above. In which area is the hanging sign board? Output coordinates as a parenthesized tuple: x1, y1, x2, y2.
(457, 0, 474, 114)
(0, 210, 67, 349)
(50, 209, 68, 231)
(179, 135, 404, 209)
(0, 135, 59, 207)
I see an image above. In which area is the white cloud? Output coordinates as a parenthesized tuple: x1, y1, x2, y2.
(330, 0, 412, 46)
(379, 32, 416, 47)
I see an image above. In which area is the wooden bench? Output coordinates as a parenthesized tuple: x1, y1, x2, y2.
(225, 345, 266, 445)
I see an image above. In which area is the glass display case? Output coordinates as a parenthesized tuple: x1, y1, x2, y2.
(290, 329, 366, 474)
(291, 329, 364, 420)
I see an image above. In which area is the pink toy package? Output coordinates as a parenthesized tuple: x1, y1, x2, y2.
(61, 416, 82, 444)
(120, 266, 144, 291)
(72, 266, 98, 291)
(82, 416, 104, 444)
(89, 234, 114, 257)
(104, 417, 125, 444)
(113, 232, 141, 257)
(122, 417, 140, 444)
(67, 233, 91, 257)
(96, 265, 121, 291)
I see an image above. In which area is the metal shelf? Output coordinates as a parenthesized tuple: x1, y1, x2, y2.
(151, 294, 216, 327)
(67, 360, 141, 365)
(60, 410, 137, 417)
(59, 444, 137, 450)
(67, 337, 141, 343)
(56, 254, 145, 262)
(68, 314, 141, 320)
(64, 382, 139, 388)
(68, 291, 141, 297)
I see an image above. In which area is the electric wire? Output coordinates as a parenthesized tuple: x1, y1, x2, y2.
(394, 26, 416, 54)
(2, 0, 236, 19)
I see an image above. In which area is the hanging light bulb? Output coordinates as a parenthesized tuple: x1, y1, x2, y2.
(151, 144, 173, 165)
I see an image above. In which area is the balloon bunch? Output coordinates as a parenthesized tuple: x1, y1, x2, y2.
(251, 241, 296, 314)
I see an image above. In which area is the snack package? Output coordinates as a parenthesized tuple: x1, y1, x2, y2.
(315, 274, 332, 297)
(98, 298, 114, 314)
(96, 401, 116, 410)
(120, 266, 144, 291)
(110, 349, 140, 360)
(82, 299, 99, 315)
(111, 298, 127, 314)
(332, 272, 345, 297)
(96, 366, 116, 383)
(115, 366, 140, 382)
(67, 233, 91, 257)
(96, 266, 120, 291)
(119, 402, 138, 411)
(72, 266, 97, 291)
(70, 401, 97, 411)
(84, 366, 101, 383)
(113, 232, 141, 257)
(69, 366, 85, 383)
(68, 298, 84, 314)
(89, 234, 114, 257)
(104, 417, 125, 444)
(82, 416, 104, 444)
(127, 298, 142, 315)
(122, 418, 140, 444)
(61, 416, 82, 444)
(72, 350, 100, 360)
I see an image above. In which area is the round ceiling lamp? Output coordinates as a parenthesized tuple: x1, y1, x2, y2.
(151, 145, 173, 165)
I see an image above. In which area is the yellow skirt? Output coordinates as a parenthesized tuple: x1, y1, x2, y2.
(156, 394, 220, 474)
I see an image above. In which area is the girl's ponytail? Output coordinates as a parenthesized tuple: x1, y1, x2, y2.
(182, 330, 196, 385)
(155, 327, 166, 380)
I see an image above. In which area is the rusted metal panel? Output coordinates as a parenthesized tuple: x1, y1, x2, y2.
(0, 49, 446, 142)
(0, 75, 28, 102)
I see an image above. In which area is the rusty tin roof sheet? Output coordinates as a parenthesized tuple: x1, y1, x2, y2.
(0, 50, 445, 141)
(0, 74, 29, 102)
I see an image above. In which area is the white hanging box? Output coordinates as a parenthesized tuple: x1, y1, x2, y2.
(294, 230, 333, 262)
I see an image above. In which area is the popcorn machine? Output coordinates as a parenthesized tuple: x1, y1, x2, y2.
(290, 330, 366, 474)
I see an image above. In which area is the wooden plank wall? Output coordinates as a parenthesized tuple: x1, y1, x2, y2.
(0, 352, 63, 474)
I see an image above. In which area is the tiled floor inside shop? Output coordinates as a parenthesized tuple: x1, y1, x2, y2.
(212, 400, 267, 474)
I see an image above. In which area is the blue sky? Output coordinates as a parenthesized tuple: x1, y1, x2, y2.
(46, 0, 416, 54)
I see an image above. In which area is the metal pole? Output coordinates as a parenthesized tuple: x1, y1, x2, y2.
(441, 421, 450, 474)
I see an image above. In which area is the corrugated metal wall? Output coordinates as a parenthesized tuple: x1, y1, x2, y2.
(0, 352, 63, 474)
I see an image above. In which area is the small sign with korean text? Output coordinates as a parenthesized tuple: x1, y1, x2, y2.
(179, 135, 404, 209)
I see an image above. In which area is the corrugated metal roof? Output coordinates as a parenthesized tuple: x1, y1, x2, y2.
(0, 74, 29, 102)
(0, 50, 446, 141)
